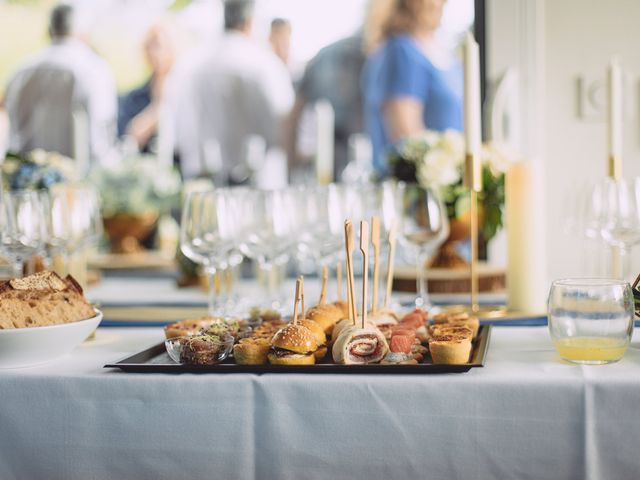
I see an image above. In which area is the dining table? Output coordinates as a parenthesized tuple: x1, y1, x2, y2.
(1, 275, 639, 480)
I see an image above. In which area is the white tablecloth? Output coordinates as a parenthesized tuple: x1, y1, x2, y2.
(1, 326, 640, 480)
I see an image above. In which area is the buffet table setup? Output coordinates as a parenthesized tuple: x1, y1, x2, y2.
(2, 320, 640, 479)
(0, 270, 639, 479)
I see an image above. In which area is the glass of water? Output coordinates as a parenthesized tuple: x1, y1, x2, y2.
(548, 278, 634, 364)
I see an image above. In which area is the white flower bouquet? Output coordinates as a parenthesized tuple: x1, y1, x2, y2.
(387, 129, 512, 242)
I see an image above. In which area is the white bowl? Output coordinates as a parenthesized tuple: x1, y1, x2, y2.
(0, 309, 103, 368)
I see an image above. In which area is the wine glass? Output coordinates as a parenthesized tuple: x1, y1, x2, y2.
(180, 189, 239, 315)
(395, 182, 450, 308)
(43, 187, 72, 274)
(589, 177, 640, 280)
(240, 188, 296, 310)
(290, 185, 326, 272)
(0, 190, 50, 278)
(67, 185, 103, 249)
(220, 186, 252, 315)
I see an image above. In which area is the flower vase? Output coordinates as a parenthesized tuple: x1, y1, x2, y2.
(103, 212, 159, 254)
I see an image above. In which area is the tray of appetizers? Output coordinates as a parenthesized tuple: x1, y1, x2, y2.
(105, 219, 492, 374)
(104, 299, 491, 374)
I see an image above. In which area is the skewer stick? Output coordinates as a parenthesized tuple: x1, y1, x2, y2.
(300, 275, 306, 319)
(345, 220, 357, 325)
(346, 272, 352, 323)
(360, 220, 370, 329)
(292, 277, 302, 325)
(336, 262, 343, 301)
(384, 223, 397, 309)
(319, 266, 328, 305)
(371, 216, 381, 314)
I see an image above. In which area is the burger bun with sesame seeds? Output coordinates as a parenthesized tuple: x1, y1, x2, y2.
(267, 323, 318, 365)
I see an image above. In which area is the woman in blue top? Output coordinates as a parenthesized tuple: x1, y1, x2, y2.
(363, 0, 463, 174)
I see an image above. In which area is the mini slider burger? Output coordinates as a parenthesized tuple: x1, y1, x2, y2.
(268, 277, 318, 365)
(268, 323, 318, 365)
(298, 319, 328, 359)
(306, 304, 343, 335)
(306, 266, 344, 334)
(296, 276, 328, 359)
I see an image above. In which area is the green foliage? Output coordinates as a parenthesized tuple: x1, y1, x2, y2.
(90, 156, 182, 217)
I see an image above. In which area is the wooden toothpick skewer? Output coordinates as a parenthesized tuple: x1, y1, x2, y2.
(319, 266, 328, 305)
(371, 216, 381, 314)
(292, 277, 302, 325)
(300, 275, 305, 319)
(346, 272, 352, 323)
(360, 220, 370, 329)
(384, 223, 397, 310)
(345, 220, 357, 325)
(336, 262, 343, 301)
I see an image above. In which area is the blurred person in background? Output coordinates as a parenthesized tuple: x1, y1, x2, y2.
(1, 3, 117, 171)
(118, 22, 177, 153)
(362, 0, 462, 174)
(269, 18, 292, 67)
(286, 31, 366, 180)
(174, 0, 293, 183)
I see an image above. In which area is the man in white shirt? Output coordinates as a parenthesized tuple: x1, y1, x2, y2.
(174, 0, 294, 183)
(2, 4, 117, 171)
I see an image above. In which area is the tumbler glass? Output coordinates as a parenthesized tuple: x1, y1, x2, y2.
(548, 278, 634, 364)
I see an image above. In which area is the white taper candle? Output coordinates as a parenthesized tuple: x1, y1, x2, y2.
(463, 32, 481, 157)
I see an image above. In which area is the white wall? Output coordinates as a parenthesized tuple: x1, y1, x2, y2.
(487, 0, 640, 283)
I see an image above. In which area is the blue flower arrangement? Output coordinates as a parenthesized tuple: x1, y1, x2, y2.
(2, 150, 77, 191)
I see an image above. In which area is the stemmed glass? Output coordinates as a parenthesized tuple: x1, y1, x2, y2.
(240, 189, 296, 310)
(42, 185, 102, 279)
(395, 182, 450, 308)
(290, 185, 327, 272)
(588, 177, 640, 280)
(291, 185, 347, 271)
(220, 187, 251, 315)
(0, 190, 50, 278)
(180, 190, 240, 316)
(43, 188, 72, 273)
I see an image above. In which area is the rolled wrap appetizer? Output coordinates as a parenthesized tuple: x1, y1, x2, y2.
(332, 326, 389, 365)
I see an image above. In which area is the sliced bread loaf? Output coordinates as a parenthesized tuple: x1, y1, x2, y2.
(0, 271, 96, 329)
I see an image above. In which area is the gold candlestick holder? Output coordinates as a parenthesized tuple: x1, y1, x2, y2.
(608, 154, 623, 279)
(608, 154, 622, 181)
(438, 153, 507, 319)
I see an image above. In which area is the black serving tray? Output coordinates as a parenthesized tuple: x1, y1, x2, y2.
(105, 325, 491, 374)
